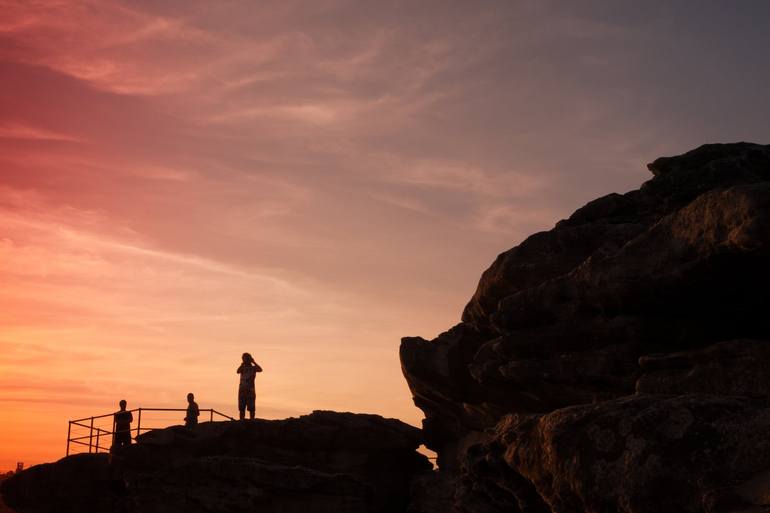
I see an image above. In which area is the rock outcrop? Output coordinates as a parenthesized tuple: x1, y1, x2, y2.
(1, 411, 431, 513)
(0, 474, 13, 513)
(401, 142, 770, 511)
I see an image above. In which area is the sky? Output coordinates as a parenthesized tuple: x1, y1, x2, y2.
(1, 0, 769, 470)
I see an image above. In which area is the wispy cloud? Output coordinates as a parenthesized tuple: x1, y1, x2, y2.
(367, 191, 434, 216)
(0, 185, 309, 305)
(472, 203, 563, 234)
(0, 123, 82, 142)
(0, 0, 225, 94)
(380, 159, 549, 199)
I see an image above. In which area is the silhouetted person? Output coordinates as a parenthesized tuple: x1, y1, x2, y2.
(185, 392, 199, 427)
(236, 352, 262, 420)
(112, 399, 133, 451)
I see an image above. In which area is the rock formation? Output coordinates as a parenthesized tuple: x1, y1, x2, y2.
(401, 142, 770, 511)
(0, 473, 13, 513)
(1, 411, 430, 513)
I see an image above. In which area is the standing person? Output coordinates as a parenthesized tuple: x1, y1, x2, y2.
(236, 352, 262, 420)
(112, 400, 133, 451)
(184, 393, 199, 428)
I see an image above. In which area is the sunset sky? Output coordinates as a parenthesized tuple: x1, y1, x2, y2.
(2, 0, 770, 470)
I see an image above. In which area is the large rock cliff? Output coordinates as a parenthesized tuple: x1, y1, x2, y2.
(401, 142, 770, 512)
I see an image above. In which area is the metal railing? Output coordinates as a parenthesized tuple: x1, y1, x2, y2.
(66, 407, 235, 456)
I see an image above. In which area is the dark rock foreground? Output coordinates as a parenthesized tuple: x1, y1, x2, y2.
(1, 411, 430, 513)
(401, 142, 770, 512)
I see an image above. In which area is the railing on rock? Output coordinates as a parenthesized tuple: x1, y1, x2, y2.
(66, 407, 235, 456)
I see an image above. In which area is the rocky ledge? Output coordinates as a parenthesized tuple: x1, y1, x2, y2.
(1, 411, 430, 513)
(401, 142, 770, 512)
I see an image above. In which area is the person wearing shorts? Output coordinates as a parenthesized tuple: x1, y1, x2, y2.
(236, 352, 262, 420)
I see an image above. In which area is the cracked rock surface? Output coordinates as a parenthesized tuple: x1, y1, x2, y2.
(401, 143, 770, 512)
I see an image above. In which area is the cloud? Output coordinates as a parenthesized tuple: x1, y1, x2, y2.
(380, 159, 549, 199)
(124, 165, 192, 181)
(0, 0, 224, 95)
(0, 185, 309, 306)
(367, 191, 434, 216)
(0, 339, 105, 365)
(0, 123, 81, 142)
(282, 104, 338, 125)
(471, 203, 562, 234)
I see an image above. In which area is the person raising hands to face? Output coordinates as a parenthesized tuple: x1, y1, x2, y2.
(236, 353, 262, 420)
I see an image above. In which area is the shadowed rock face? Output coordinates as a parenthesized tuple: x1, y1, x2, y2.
(461, 395, 770, 513)
(637, 339, 770, 396)
(401, 142, 770, 511)
(1, 411, 431, 513)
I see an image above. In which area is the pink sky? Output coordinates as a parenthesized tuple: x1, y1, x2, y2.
(1, 0, 769, 470)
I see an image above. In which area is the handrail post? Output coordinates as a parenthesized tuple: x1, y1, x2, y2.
(88, 417, 94, 453)
(136, 408, 142, 441)
(66, 421, 72, 456)
(210, 409, 213, 422)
